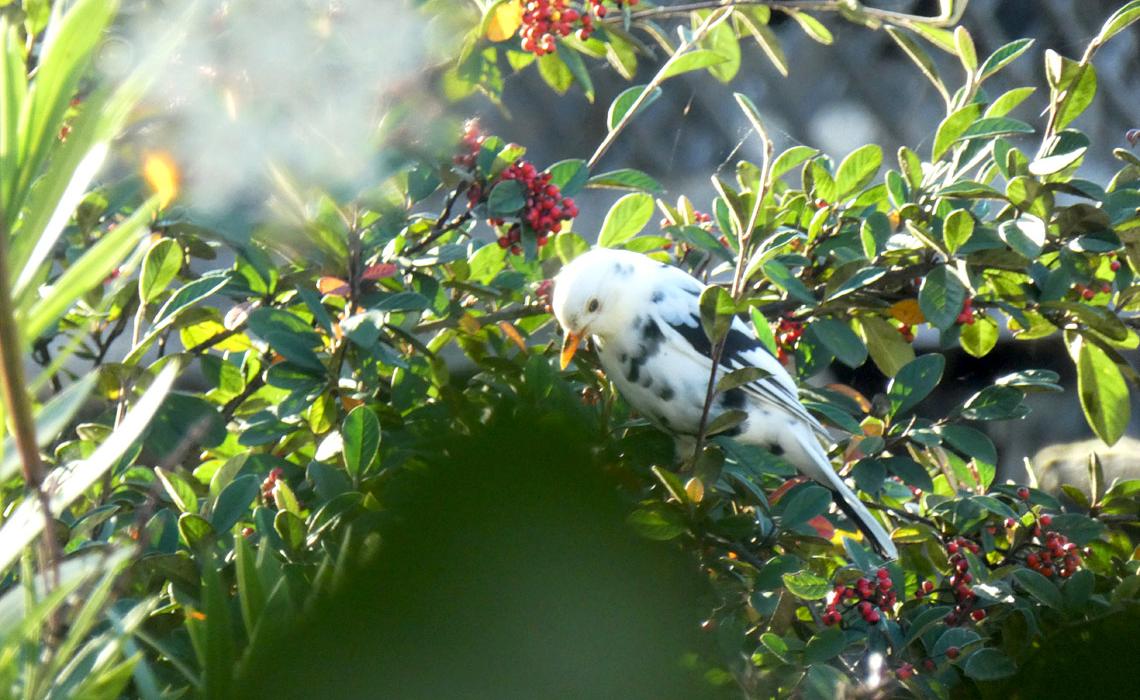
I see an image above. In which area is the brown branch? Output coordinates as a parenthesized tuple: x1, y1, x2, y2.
(414, 304, 548, 334)
(0, 221, 61, 595)
(626, 0, 966, 26)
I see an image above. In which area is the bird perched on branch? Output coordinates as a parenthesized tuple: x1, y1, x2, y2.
(552, 247, 897, 559)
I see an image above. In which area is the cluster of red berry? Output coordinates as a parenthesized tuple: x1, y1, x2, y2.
(491, 161, 578, 252)
(956, 297, 977, 325)
(821, 567, 896, 627)
(943, 537, 987, 625)
(455, 121, 577, 255)
(454, 119, 485, 171)
(1026, 520, 1083, 579)
(896, 323, 916, 342)
(775, 317, 803, 362)
(518, 1, 638, 55)
(1074, 280, 1113, 300)
(260, 467, 285, 507)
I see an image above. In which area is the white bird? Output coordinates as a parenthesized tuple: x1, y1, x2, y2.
(552, 247, 897, 559)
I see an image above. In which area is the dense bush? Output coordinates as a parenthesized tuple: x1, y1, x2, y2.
(2, 0, 1140, 697)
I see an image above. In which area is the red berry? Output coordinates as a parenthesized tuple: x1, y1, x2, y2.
(1110, 260, 1122, 271)
(1017, 487, 1030, 501)
(1082, 287, 1096, 300)
(896, 663, 914, 681)
(946, 646, 960, 660)
(970, 609, 987, 621)
(1039, 514, 1053, 527)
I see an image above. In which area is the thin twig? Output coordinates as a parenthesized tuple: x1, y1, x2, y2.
(404, 186, 471, 257)
(587, 6, 734, 170)
(625, 0, 967, 27)
(691, 102, 776, 460)
(414, 304, 548, 334)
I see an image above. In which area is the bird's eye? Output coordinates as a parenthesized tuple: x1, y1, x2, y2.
(587, 298, 600, 312)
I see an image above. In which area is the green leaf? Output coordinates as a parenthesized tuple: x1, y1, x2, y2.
(960, 315, 999, 358)
(886, 26, 949, 104)
(23, 200, 156, 343)
(956, 117, 1035, 142)
(273, 510, 305, 549)
(919, 265, 967, 330)
(1068, 333, 1130, 445)
(156, 466, 198, 514)
(536, 52, 573, 93)
(954, 26, 977, 72)
(933, 103, 982, 160)
(750, 307, 779, 357)
(1055, 63, 1096, 132)
(771, 146, 819, 181)
(210, 474, 259, 533)
(804, 627, 847, 663)
(857, 316, 915, 377)
(808, 319, 866, 368)
(628, 507, 687, 540)
(835, 144, 882, 200)
(1013, 568, 1063, 609)
(558, 44, 594, 101)
(939, 424, 996, 464)
(342, 405, 381, 479)
(738, 13, 788, 76)
(762, 260, 816, 304)
(1095, 1, 1140, 45)
(963, 648, 1016, 681)
(703, 14, 741, 83)
(597, 192, 654, 247)
(486, 179, 526, 217)
(781, 484, 831, 527)
(786, 10, 833, 44)
(932, 627, 981, 659)
(706, 409, 748, 437)
(716, 367, 770, 394)
(979, 38, 1034, 82)
(985, 86, 1036, 118)
(887, 354, 945, 417)
(607, 84, 662, 131)
(699, 285, 735, 345)
(587, 169, 663, 193)
(661, 49, 727, 79)
(0, 363, 177, 575)
(944, 209, 974, 253)
(178, 513, 215, 548)
(547, 159, 588, 196)
(782, 569, 830, 600)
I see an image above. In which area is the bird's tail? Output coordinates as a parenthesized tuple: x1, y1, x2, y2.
(799, 437, 898, 560)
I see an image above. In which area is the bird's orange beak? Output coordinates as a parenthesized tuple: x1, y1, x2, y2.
(560, 331, 583, 369)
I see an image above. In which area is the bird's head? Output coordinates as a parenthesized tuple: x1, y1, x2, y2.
(552, 248, 646, 369)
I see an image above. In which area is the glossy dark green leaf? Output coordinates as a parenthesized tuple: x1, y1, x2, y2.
(782, 569, 830, 600)
(887, 354, 945, 417)
(781, 484, 831, 527)
(1069, 333, 1130, 445)
(598, 192, 654, 247)
(804, 627, 847, 664)
(587, 169, 663, 193)
(919, 266, 967, 330)
(486, 179, 526, 217)
(628, 507, 687, 540)
(1013, 568, 1062, 609)
(546, 159, 588, 196)
(808, 319, 866, 368)
(342, 405, 381, 479)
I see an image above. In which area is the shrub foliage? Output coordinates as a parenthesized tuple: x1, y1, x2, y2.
(2, 0, 1140, 697)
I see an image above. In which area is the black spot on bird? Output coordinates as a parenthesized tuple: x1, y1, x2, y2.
(670, 320, 713, 358)
(641, 374, 654, 388)
(768, 443, 784, 456)
(651, 289, 665, 304)
(619, 352, 628, 363)
(723, 327, 765, 363)
(641, 318, 663, 345)
(658, 384, 675, 401)
(627, 355, 645, 383)
(613, 262, 634, 277)
(722, 388, 746, 409)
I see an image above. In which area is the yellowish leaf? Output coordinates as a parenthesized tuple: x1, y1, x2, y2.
(486, 0, 522, 42)
(890, 298, 926, 325)
(143, 151, 179, 209)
